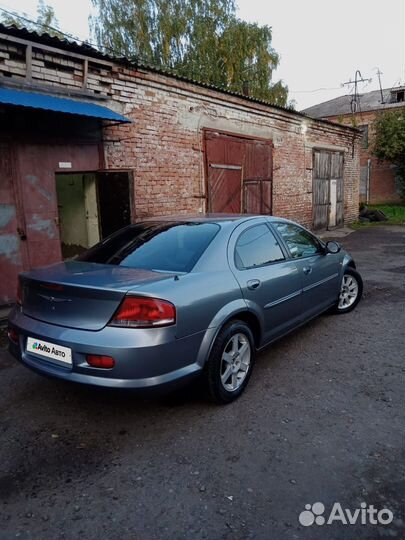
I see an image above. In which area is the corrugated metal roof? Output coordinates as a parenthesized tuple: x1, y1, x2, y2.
(0, 22, 112, 62)
(302, 87, 405, 118)
(0, 22, 358, 132)
(0, 87, 131, 122)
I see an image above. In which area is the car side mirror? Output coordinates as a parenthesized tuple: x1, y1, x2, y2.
(325, 241, 341, 254)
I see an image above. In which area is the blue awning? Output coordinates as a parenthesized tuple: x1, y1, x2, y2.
(0, 87, 131, 123)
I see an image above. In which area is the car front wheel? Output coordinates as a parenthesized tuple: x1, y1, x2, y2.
(204, 320, 255, 404)
(335, 267, 363, 313)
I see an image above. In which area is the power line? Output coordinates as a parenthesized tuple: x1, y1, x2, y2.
(292, 86, 342, 94)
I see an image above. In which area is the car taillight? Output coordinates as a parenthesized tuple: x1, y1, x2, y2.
(7, 327, 19, 343)
(109, 296, 176, 328)
(86, 355, 115, 369)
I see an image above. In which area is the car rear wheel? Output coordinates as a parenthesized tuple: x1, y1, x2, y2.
(204, 320, 255, 404)
(334, 267, 363, 314)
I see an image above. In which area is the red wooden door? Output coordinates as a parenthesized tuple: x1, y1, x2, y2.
(208, 165, 242, 213)
(205, 131, 272, 214)
(205, 131, 244, 213)
(243, 139, 272, 214)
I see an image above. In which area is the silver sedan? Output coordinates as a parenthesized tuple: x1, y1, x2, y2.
(8, 215, 363, 404)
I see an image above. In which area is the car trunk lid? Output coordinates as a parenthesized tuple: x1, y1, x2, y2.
(20, 261, 175, 331)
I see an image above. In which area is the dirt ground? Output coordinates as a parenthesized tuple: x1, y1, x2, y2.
(0, 225, 404, 540)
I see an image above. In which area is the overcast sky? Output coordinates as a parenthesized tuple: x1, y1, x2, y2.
(1, 0, 404, 109)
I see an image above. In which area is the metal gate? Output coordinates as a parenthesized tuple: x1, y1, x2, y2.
(205, 131, 272, 214)
(313, 150, 344, 230)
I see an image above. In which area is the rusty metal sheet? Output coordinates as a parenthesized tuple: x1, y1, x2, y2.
(17, 142, 101, 270)
(0, 142, 25, 304)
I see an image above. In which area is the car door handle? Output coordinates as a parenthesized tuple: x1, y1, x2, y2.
(303, 266, 312, 275)
(247, 279, 261, 290)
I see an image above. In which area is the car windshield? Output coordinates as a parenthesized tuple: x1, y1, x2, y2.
(78, 221, 220, 273)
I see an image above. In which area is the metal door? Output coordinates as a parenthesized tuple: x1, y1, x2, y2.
(271, 221, 340, 319)
(0, 142, 27, 305)
(295, 254, 340, 317)
(97, 172, 131, 238)
(228, 220, 302, 345)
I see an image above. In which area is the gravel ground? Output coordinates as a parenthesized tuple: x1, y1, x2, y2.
(0, 226, 404, 540)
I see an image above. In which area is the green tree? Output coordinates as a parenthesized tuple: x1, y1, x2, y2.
(1, 1, 65, 39)
(90, 0, 289, 105)
(373, 109, 405, 197)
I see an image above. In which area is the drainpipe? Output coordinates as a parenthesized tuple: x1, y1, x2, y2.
(366, 159, 371, 204)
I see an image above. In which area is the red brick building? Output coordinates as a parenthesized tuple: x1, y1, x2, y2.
(0, 23, 360, 306)
(303, 87, 405, 204)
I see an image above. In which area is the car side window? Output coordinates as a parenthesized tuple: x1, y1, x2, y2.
(235, 224, 285, 270)
(274, 222, 323, 259)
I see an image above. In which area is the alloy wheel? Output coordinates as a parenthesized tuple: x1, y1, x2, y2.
(338, 274, 359, 310)
(220, 333, 251, 392)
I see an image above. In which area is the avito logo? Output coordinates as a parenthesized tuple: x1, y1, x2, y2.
(31, 342, 51, 353)
(299, 501, 393, 527)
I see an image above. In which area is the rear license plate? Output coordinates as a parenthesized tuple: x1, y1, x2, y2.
(26, 337, 72, 365)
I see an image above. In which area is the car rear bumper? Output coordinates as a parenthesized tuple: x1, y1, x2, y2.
(8, 307, 210, 392)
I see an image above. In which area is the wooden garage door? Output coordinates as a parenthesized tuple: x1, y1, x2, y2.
(206, 164, 242, 214)
(205, 131, 272, 214)
(313, 150, 344, 230)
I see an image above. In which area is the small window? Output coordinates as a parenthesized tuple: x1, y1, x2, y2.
(235, 224, 284, 270)
(274, 222, 322, 259)
(358, 125, 368, 149)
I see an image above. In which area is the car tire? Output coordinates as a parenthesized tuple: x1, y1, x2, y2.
(334, 267, 363, 314)
(204, 320, 255, 404)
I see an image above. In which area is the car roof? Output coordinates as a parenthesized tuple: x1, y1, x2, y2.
(138, 214, 291, 224)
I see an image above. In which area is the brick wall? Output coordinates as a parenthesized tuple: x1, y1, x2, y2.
(327, 111, 402, 204)
(0, 31, 360, 229)
(102, 68, 360, 228)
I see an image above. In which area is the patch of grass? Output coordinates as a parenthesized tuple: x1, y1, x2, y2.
(368, 204, 405, 224)
(350, 203, 405, 229)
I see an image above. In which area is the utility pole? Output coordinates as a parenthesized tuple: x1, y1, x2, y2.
(342, 70, 372, 113)
(375, 68, 385, 103)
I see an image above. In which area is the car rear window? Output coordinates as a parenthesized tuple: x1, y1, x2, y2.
(78, 222, 220, 273)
